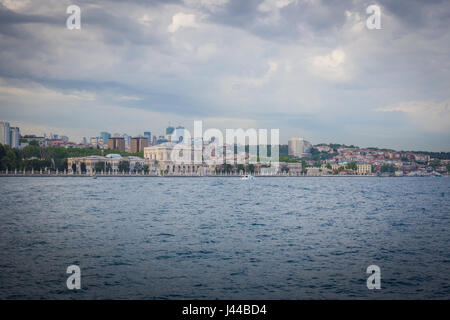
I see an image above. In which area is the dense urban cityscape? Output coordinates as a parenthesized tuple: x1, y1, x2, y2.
(1, 120, 449, 177)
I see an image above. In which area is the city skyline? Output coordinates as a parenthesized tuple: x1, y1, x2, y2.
(0, 0, 449, 151)
(4, 119, 450, 153)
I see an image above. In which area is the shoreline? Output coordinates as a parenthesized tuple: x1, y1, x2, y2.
(0, 174, 445, 178)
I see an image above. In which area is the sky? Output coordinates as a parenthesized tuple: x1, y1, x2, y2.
(0, 0, 449, 151)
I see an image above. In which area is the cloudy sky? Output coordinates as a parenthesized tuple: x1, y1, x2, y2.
(0, 0, 449, 151)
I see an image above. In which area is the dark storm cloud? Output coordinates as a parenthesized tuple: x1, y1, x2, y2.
(0, 4, 62, 37)
(0, 0, 449, 149)
(379, 0, 450, 28)
(0, 4, 60, 25)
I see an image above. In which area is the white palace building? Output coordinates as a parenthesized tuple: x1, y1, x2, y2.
(68, 141, 302, 176)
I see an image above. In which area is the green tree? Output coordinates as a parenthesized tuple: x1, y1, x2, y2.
(22, 145, 41, 159)
(57, 159, 68, 171)
(429, 160, 441, 168)
(1, 147, 17, 170)
(118, 161, 130, 172)
(381, 164, 396, 173)
(133, 162, 143, 173)
(346, 162, 357, 171)
(222, 163, 233, 173)
(94, 162, 105, 172)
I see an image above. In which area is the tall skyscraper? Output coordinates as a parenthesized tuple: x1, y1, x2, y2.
(122, 134, 131, 147)
(100, 132, 111, 144)
(0, 121, 11, 146)
(288, 138, 312, 158)
(165, 126, 175, 141)
(173, 126, 185, 143)
(144, 131, 152, 144)
(10, 127, 20, 149)
(165, 126, 175, 135)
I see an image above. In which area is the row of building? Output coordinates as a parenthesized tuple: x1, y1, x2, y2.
(86, 126, 187, 153)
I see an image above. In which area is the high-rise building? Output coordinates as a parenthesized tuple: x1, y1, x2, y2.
(0, 121, 11, 146)
(122, 134, 131, 147)
(10, 127, 20, 149)
(90, 137, 100, 148)
(100, 132, 111, 144)
(166, 126, 175, 135)
(288, 138, 312, 158)
(173, 126, 185, 143)
(107, 137, 125, 152)
(131, 136, 149, 153)
(144, 131, 152, 144)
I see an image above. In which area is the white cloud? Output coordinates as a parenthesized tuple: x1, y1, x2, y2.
(229, 61, 278, 90)
(168, 13, 198, 33)
(258, 0, 296, 12)
(309, 49, 351, 81)
(0, 0, 30, 11)
(139, 14, 153, 26)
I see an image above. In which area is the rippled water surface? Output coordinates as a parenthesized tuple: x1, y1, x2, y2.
(0, 177, 449, 299)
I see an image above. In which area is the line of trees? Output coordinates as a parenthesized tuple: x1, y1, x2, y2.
(0, 143, 143, 172)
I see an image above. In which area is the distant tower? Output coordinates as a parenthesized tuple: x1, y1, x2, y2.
(10, 127, 20, 148)
(288, 138, 312, 157)
(0, 121, 11, 146)
(144, 131, 152, 144)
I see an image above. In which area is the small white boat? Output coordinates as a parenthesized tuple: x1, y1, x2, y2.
(241, 174, 254, 180)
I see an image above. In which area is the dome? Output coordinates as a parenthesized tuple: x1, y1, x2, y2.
(105, 153, 122, 159)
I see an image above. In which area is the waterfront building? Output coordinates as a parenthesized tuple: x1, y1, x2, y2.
(288, 138, 312, 158)
(67, 154, 145, 174)
(357, 163, 372, 175)
(107, 137, 126, 152)
(144, 142, 211, 175)
(306, 167, 322, 176)
(281, 162, 303, 176)
(331, 163, 342, 172)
